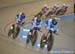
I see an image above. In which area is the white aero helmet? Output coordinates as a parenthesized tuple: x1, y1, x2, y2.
(19, 12, 23, 15)
(63, 3, 66, 6)
(54, 17, 61, 20)
(63, 3, 68, 7)
(44, 4, 49, 8)
(54, 4, 59, 8)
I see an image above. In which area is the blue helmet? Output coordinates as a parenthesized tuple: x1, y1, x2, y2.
(52, 18, 57, 25)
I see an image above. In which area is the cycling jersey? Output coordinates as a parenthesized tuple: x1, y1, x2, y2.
(16, 13, 26, 24)
(31, 17, 43, 28)
(45, 19, 58, 32)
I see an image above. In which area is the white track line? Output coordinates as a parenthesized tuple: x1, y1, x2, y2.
(22, 36, 27, 38)
(23, 29, 30, 32)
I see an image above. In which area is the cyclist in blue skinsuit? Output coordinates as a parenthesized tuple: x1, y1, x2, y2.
(29, 16, 43, 35)
(16, 12, 26, 25)
(43, 17, 58, 41)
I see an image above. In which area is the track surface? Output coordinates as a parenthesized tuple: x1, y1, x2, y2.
(0, 0, 75, 54)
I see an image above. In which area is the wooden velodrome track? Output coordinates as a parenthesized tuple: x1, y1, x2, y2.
(0, 0, 75, 54)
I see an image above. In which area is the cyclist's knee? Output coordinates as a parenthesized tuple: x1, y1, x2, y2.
(30, 29, 33, 32)
(53, 30, 57, 33)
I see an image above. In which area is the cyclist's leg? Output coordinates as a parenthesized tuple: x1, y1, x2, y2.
(35, 11, 42, 17)
(42, 28, 49, 42)
(53, 27, 59, 35)
(46, 10, 53, 17)
(16, 26, 20, 36)
(44, 27, 49, 37)
(56, 9, 62, 15)
(37, 27, 42, 32)
(29, 25, 34, 35)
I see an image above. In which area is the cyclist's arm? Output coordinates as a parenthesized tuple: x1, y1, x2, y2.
(22, 17, 27, 23)
(31, 18, 36, 27)
(48, 21, 52, 29)
(9, 26, 13, 31)
(53, 24, 58, 31)
(45, 20, 48, 27)
(38, 19, 43, 27)
(46, 19, 52, 29)
(16, 15, 20, 21)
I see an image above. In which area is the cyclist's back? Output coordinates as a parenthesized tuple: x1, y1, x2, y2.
(31, 17, 42, 27)
(61, 4, 68, 11)
(16, 12, 26, 25)
(45, 18, 58, 33)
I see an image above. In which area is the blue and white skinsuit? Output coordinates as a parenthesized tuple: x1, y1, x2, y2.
(31, 17, 43, 28)
(16, 13, 26, 24)
(45, 19, 58, 33)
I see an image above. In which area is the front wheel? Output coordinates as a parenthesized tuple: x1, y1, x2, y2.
(26, 34, 32, 44)
(47, 34, 54, 51)
(13, 27, 20, 39)
(40, 35, 47, 49)
(32, 31, 37, 46)
(13, 32, 18, 39)
(8, 29, 13, 37)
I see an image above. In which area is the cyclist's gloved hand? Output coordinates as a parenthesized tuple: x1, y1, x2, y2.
(50, 28, 54, 32)
(37, 25, 41, 28)
(10, 26, 13, 30)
